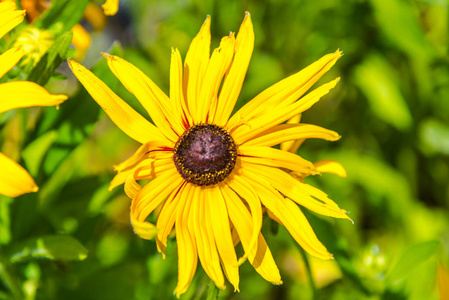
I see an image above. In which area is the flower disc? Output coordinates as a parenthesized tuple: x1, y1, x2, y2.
(173, 124, 237, 186)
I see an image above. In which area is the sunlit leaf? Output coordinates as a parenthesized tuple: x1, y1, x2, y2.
(419, 118, 449, 155)
(386, 240, 440, 285)
(369, 0, 435, 60)
(9, 235, 88, 263)
(353, 54, 412, 131)
(21, 130, 58, 177)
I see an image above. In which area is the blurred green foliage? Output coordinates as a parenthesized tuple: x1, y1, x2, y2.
(1, 0, 448, 299)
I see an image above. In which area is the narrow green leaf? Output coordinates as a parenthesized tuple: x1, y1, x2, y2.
(0, 198, 12, 245)
(353, 54, 412, 131)
(27, 31, 73, 86)
(8, 235, 88, 263)
(22, 131, 58, 177)
(386, 240, 440, 285)
(33, 0, 89, 35)
(206, 280, 219, 300)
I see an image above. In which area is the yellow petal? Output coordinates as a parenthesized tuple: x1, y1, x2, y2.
(0, 152, 38, 197)
(191, 185, 225, 289)
(314, 160, 347, 177)
(0, 2, 25, 40)
(174, 184, 198, 297)
(197, 34, 235, 123)
(170, 48, 192, 129)
(109, 169, 132, 191)
(68, 58, 166, 144)
(208, 187, 239, 291)
(227, 50, 342, 130)
(0, 47, 24, 78)
(102, 53, 183, 140)
(109, 153, 174, 191)
(131, 167, 183, 222)
(184, 15, 211, 122)
(101, 0, 118, 16)
(239, 145, 317, 175)
(156, 183, 190, 257)
(124, 169, 142, 200)
(243, 163, 350, 220)
(231, 78, 340, 144)
(134, 157, 175, 180)
(224, 183, 282, 284)
(113, 141, 173, 172)
(130, 213, 158, 240)
(240, 171, 333, 260)
(244, 123, 341, 147)
(215, 12, 255, 126)
(225, 172, 263, 265)
(281, 114, 303, 152)
(0, 81, 67, 114)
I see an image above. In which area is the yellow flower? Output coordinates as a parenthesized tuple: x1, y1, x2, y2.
(68, 12, 349, 296)
(0, 1, 67, 197)
(15, 0, 114, 61)
(101, 0, 118, 16)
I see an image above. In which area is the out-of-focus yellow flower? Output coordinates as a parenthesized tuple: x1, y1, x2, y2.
(69, 12, 349, 296)
(9, 0, 116, 61)
(0, 2, 67, 197)
(101, 0, 118, 16)
(12, 26, 54, 67)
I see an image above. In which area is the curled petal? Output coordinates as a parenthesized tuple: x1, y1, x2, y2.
(314, 160, 347, 177)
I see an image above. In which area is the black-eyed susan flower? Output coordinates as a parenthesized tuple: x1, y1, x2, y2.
(68, 12, 350, 297)
(0, 1, 67, 197)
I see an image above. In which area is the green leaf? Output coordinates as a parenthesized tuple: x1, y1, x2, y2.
(33, 0, 89, 35)
(27, 31, 73, 86)
(353, 54, 412, 131)
(0, 198, 12, 245)
(386, 240, 440, 285)
(21, 131, 58, 177)
(369, 0, 435, 60)
(8, 235, 88, 263)
(419, 118, 449, 155)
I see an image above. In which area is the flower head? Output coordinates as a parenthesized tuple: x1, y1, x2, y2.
(0, 1, 67, 197)
(68, 12, 349, 296)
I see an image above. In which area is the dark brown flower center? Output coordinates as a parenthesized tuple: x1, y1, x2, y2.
(173, 124, 237, 186)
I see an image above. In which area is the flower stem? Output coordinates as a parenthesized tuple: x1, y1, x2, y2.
(205, 279, 219, 300)
(0, 255, 23, 300)
(297, 246, 317, 300)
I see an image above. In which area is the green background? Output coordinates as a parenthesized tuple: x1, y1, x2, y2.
(1, 0, 448, 299)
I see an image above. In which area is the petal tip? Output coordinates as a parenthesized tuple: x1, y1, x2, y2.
(32, 185, 39, 193)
